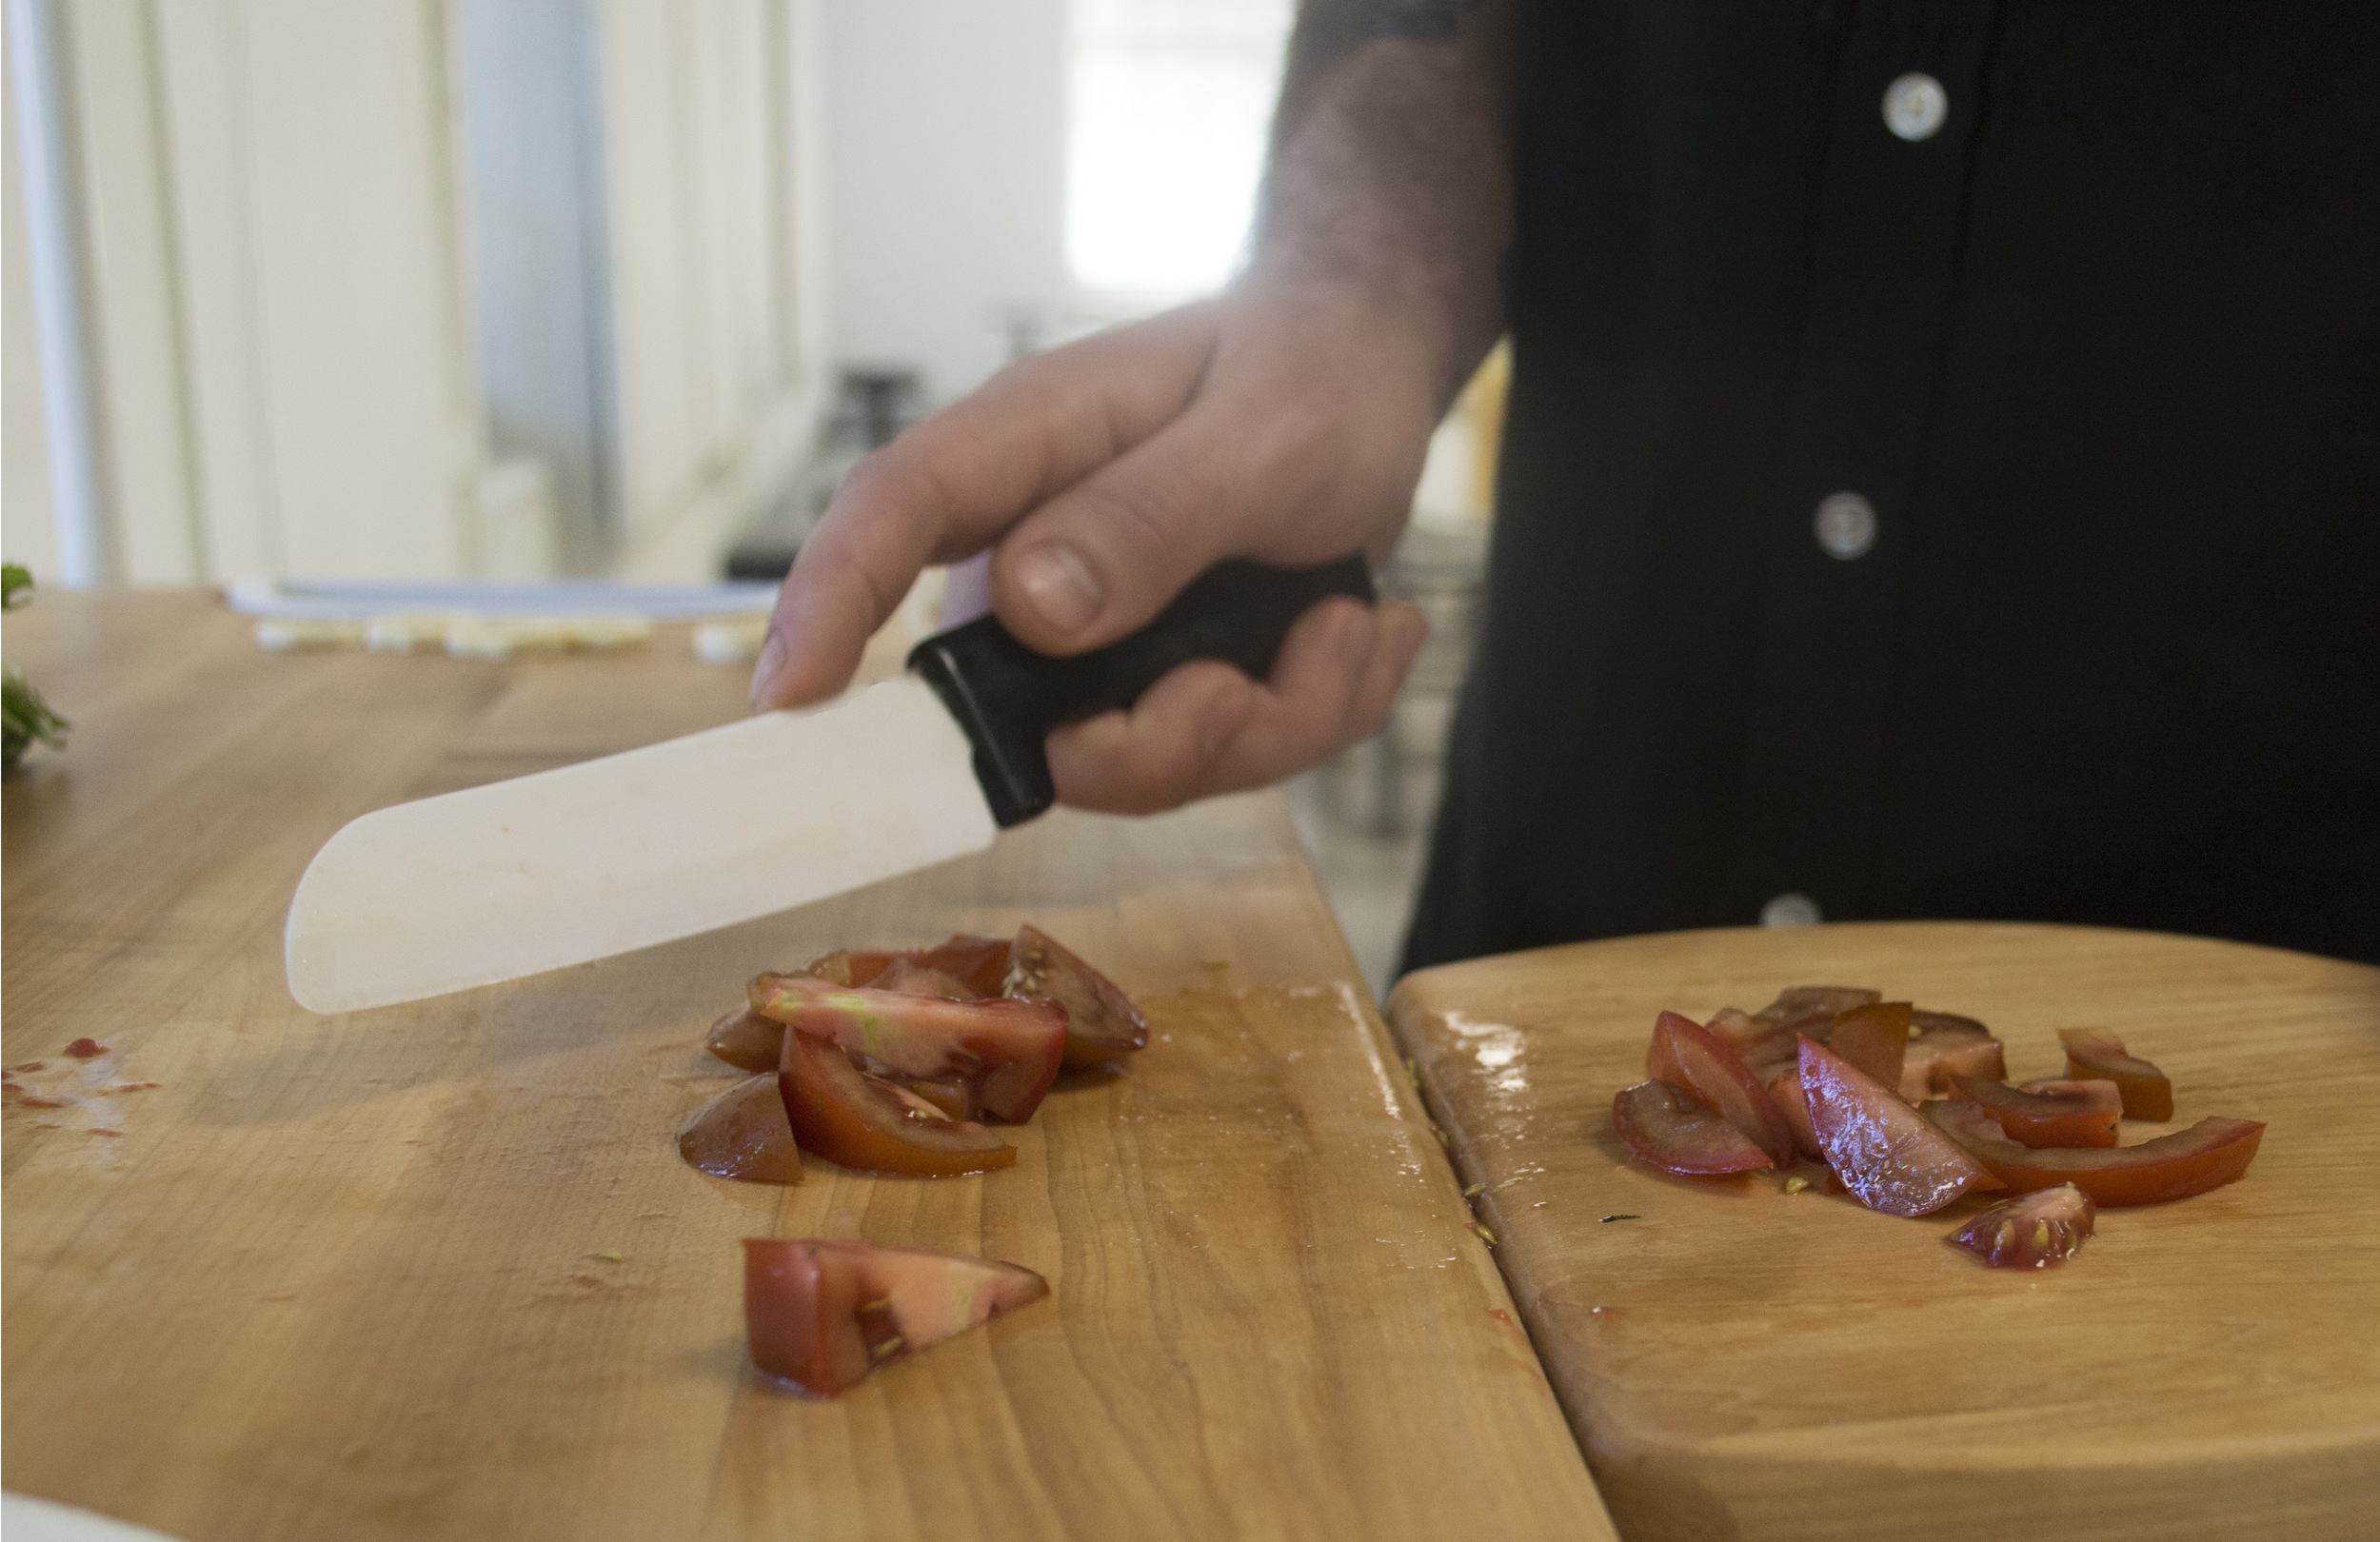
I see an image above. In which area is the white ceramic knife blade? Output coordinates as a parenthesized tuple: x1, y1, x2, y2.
(285, 676, 996, 1014)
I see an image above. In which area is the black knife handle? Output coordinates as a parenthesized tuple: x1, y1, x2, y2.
(907, 554, 1376, 827)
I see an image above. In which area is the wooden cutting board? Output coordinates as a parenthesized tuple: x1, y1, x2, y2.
(2, 593, 1613, 1542)
(1388, 922, 2380, 1542)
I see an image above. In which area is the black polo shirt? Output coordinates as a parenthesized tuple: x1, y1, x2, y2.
(1405, 1, 2380, 969)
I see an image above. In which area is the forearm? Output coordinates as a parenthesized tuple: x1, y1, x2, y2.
(1248, 0, 1516, 406)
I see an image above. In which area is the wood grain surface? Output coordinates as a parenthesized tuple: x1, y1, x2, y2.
(1388, 923, 2380, 1542)
(2, 593, 1614, 1542)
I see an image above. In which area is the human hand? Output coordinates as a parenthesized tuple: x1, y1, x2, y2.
(748, 287, 1439, 814)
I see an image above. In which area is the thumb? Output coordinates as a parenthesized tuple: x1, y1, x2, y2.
(986, 390, 1362, 656)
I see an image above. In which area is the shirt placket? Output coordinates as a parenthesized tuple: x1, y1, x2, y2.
(1714, 0, 2003, 927)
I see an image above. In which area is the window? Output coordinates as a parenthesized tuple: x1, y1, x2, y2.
(1064, 0, 1294, 298)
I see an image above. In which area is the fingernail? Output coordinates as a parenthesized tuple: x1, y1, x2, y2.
(1013, 544, 1102, 634)
(747, 629, 787, 710)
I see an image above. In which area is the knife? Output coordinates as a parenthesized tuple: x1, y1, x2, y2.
(284, 556, 1374, 1013)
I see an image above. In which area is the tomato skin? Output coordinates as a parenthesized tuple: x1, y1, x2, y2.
(1829, 1001, 1913, 1091)
(742, 1238, 1048, 1397)
(1925, 1098, 2264, 1206)
(1946, 1185, 2096, 1269)
(1612, 1079, 1773, 1174)
(678, 1074, 804, 1183)
(707, 1008, 783, 1073)
(1800, 1038, 2000, 1217)
(1645, 1012, 1797, 1166)
(744, 1239, 873, 1395)
(1952, 1076, 2121, 1149)
(778, 1030, 1017, 1177)
(1764, 1062, 1825, 1161)
(1009, 925, 1149, 1066)
(2058, 1028, 2173, 1120)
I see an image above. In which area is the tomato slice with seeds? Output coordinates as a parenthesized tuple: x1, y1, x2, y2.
(1951, 1076, 2121, 1149)
(754, 973, 1066, 1123)
(1946, 1185, 2096, 1269)
(678, 1074, 804, 1183)
(777, 1030, 1017, 1176)
(1800, 1038, 2000, 1217)
(1645, 1011, 1797, 1165)
(1926, 1098, 2262, 1206)
(1612, 1079, 1773, 1175)
(2058, 1028, 2173, 1120)
(1009, 924, 1149, 1066)
(743, 1238, 1047, 1397)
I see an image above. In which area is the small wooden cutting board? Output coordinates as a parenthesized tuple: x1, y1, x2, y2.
(1388, 921, 2380, 1542)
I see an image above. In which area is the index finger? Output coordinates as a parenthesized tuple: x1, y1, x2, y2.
(749, 305, 1221, 709)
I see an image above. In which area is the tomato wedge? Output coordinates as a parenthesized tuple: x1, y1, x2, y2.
(1799, 1038, 2000, 1216)
(707, 1007, 784, 1073)
(743, 1238, 1047, 1397)
(778, 1029, 1017, 1176)
(2058, 1028, 2173, 1120)
(1946, 1185, 2096, 1269)
(1008, 924, 1149, 1066)
(1612, 1080, 1773, 1174)
(678, 1074, 804, 1183)
(1829, 1000, 1913, 1091)
(1951, 1076, 2121, 1148)
(803, 934, 1015, 998)
(871, 959, 976, 999)
(754, 974, 1066, 1123)
(1645, 1011, 1796, 1166)
(1899, 1010, 2006, 1102)
(1925, 1098, 2263, 1206)
(1764, 1061, 1824, 1161)
(1755, 985, 1881, 1027)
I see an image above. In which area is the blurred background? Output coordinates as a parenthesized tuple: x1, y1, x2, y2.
(1, 0, 1502, 987)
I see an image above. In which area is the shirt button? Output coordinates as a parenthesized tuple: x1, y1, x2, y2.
(1761, 893, 1824, 927)
(1882, 72, 1948, 141)
(1814, 491, 1877, 560)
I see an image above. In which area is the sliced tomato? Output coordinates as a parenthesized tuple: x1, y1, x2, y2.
(1899, 1010, 2007, 1102)
(1008, 924, 1149, 1066)
(1755, 985, 1881, 1026)
(1952, 1076, 2121, 1148)
(743, 1237, 1048, 1397)
(1945, 1185, 2096, 1269)
(754, 973, 1066, 1123)
(777, 1030, 1017, 1176)
(870, 959, 976, 999)
(1925, 1098, 2262, 1206)
(678, 1074, 804, 1184)
(1612, 1080, 1773, 1174)
(1645, 1011, 1796, 1166)
(707, 1007, 784, 1073)
(801, 935, 1014, 998)
(1799, 1038, 2000, 1216)
(2058, 1028, 2173, 1120)
(1829, 1000, 1913, 1092)
(803, 948, 902, 988)
(1708, 1006, 1799, 1080)
(1765, 1061, 1825, 1160)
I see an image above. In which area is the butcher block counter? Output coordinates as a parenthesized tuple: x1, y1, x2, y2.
(2, 593, 1613, 1542)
